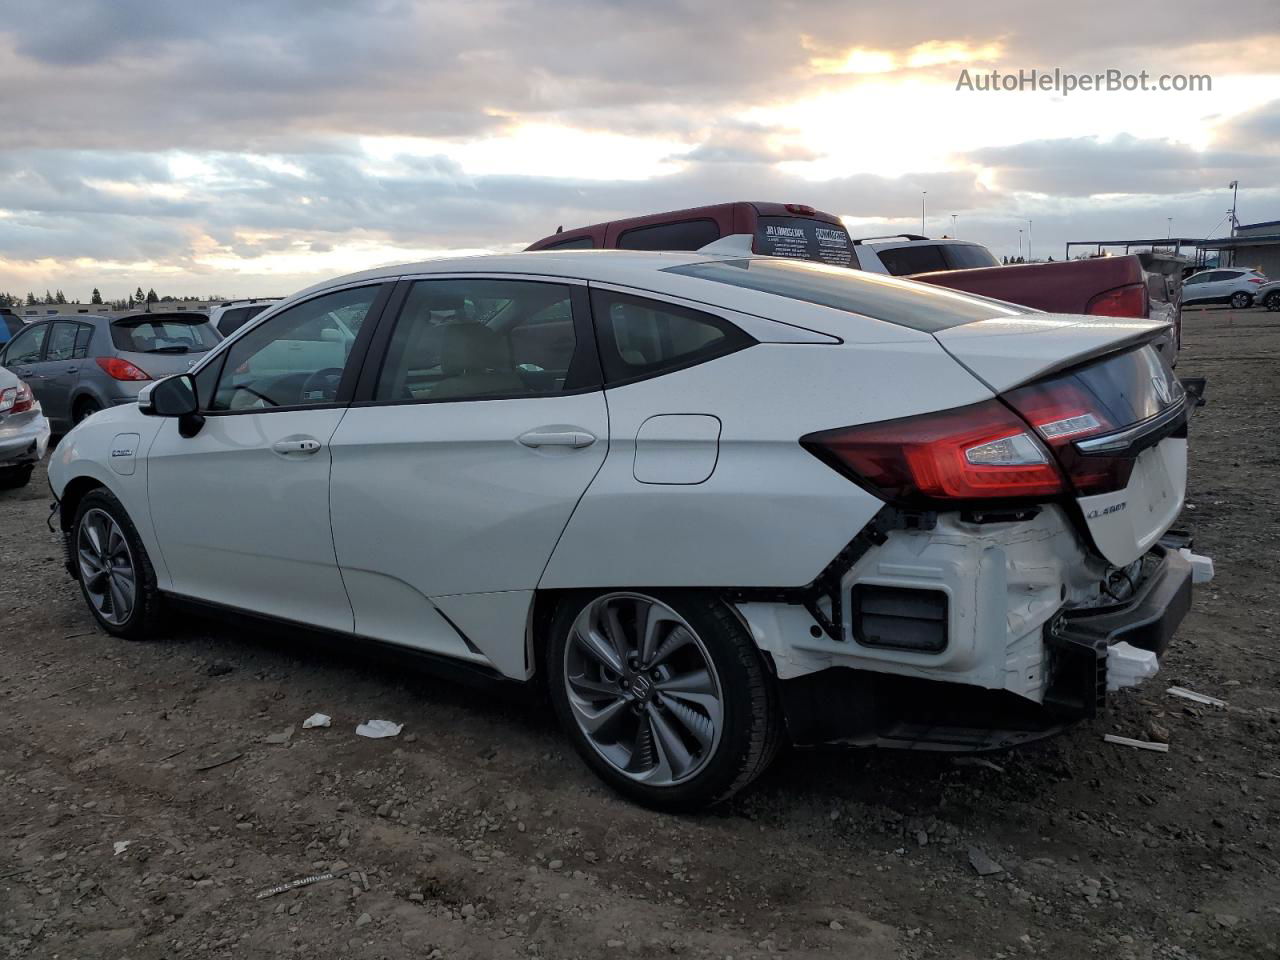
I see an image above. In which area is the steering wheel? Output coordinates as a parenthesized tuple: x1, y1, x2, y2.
(300, 367, 344, 404)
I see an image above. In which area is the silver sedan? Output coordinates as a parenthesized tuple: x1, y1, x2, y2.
(0, 364, 50, 488)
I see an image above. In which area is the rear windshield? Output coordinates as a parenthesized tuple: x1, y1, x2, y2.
(943, 244, 1000, 270)
(663, 258, 1028, 333)
(875, 243, 1001, 275)
(754, 217, 855, 267)
(111, 316, 220, 354)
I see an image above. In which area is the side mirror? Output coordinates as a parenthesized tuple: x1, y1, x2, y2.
(139, 374, 204, 437)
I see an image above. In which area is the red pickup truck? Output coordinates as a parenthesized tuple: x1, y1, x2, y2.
(526, 201, 1183, 344)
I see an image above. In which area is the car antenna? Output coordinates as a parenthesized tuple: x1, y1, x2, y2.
(555, 225, 563, 234)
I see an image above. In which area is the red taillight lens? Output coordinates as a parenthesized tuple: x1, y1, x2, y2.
(1086, 283, 1147, 317)
(95, 356, 151, 381)
(1248, 277, 1266, 284)
(1004, 380, 1135, 495)
(802, 400, 1066, 506)
(0, 381, 34, 414)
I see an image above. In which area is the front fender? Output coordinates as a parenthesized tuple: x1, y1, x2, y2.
(50, 406, 170, 587)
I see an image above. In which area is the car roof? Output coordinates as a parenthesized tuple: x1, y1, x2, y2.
(285, 249, 776, 301)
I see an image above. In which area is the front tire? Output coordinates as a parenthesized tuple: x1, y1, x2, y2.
(547, 590, 781, 811)
(1266, 291, 1280, 312)
(1230, 291, 1253, 309)
(72, 489, 164, 639)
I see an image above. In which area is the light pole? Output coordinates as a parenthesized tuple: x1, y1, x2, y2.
(1017, 229, 1023, 261)
(921, 191, 927, 234)
(951, 214, 958, 238)
(1026, 219, 1033, 262)
(1167, 217, 1173, 239)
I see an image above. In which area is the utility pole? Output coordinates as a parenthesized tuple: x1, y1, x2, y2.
(1018, 229, 1023, 261)
(921, 191, 927, 234)
(1026, 219, 1033, 262)
(951, 214, 957, 237)
(1167, 217, 1173, 239)
(1228, 180, 1239, 236)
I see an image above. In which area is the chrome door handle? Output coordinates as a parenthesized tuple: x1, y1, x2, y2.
(272, 438, 323, 455)
(518, 429, 596, 449)
(66, 366, 78, 373)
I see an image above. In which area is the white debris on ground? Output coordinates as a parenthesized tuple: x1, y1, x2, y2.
(1107, 642, 1159, 692)
(355, 719, 403, 739)
(302, 713, 331, 729)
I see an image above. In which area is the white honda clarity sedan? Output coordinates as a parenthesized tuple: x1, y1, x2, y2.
(49, 247, 1203, 810)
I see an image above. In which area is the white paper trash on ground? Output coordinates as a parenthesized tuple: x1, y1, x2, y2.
(1167, 686, 1227, 708)
(302, 713, 331, 729)
(1107, 641, 1159, 691)
(356, 719, 403, 739)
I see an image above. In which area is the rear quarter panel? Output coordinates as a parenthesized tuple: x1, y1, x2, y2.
(541, 337, 993, 590)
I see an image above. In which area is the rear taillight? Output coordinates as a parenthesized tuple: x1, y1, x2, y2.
(96, 356, 151, 381)
(1248, 277, 1266, 284)
(784, 203, 816, 215)
(1086, 283, 1147, 317)
(1003, 380, 1135, 495)
(801, 400, 1066, 506)
(0, 380, 34, 414)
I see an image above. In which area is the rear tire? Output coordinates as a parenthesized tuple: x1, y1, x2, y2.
(1266, 291, 1280, 312)
(74, 397, 102, 424)
(0, 465, 33, 489)
(547, 589, 782, 812)
(71, 488, 164, 639)
(1230, 291, 1253, 309)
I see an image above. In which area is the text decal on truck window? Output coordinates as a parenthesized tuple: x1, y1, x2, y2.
(755, 217, 855, 268)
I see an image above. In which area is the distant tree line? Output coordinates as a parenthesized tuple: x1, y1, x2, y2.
(0, 287, 231, 310)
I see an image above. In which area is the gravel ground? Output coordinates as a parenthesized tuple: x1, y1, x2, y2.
(1, 308, 1277, 960)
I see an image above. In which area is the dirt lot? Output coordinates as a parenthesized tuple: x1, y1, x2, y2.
(1, 308, 1277, 960)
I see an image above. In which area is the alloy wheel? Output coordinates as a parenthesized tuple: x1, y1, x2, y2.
(563, 593, 724, 786)
(77, 508, 137, 626)
(1231, 291, 1251, 309)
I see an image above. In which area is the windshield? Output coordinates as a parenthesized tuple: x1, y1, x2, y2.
(663, 258, 1029, 333)
(111, 316, 221, 354)
(754, 217, 855, 268)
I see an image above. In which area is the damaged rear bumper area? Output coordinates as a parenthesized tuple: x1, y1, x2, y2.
(775, 544, 1195, 752)
(1042, 545, 1192, 719)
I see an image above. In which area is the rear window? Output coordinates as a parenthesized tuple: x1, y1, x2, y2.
(875, 244, 948, 276)
(663, 258, 1027, 333)
(943, 244, 1001, 270)
(111, 316, 220, 354)
(755, 217, 854, 267)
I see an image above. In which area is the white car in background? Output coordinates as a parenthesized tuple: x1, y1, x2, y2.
(1181, 267, 1269, 308)
(49, 248, 1203, 810)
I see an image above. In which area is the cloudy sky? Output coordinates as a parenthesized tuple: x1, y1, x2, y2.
(1, 0, 1277, 300)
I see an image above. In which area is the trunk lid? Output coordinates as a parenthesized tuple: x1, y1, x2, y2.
(961, 321, 1189, 567)
(117, 349, 206, 379)
(931, 313, 1169, 394)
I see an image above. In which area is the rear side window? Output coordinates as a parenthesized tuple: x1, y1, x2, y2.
(111, 317, 220, 354)
(617, 219, 720, 251)
(875, 244, 949, 276)
(45, 321, 81, 361)
(544, 236, 594, 250)
(664, 258, 1027, 333)
(590, 289, 754, 384)
(755, 216, 855, 267)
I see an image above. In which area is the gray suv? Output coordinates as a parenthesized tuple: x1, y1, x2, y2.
(0, 312, 221, 431)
